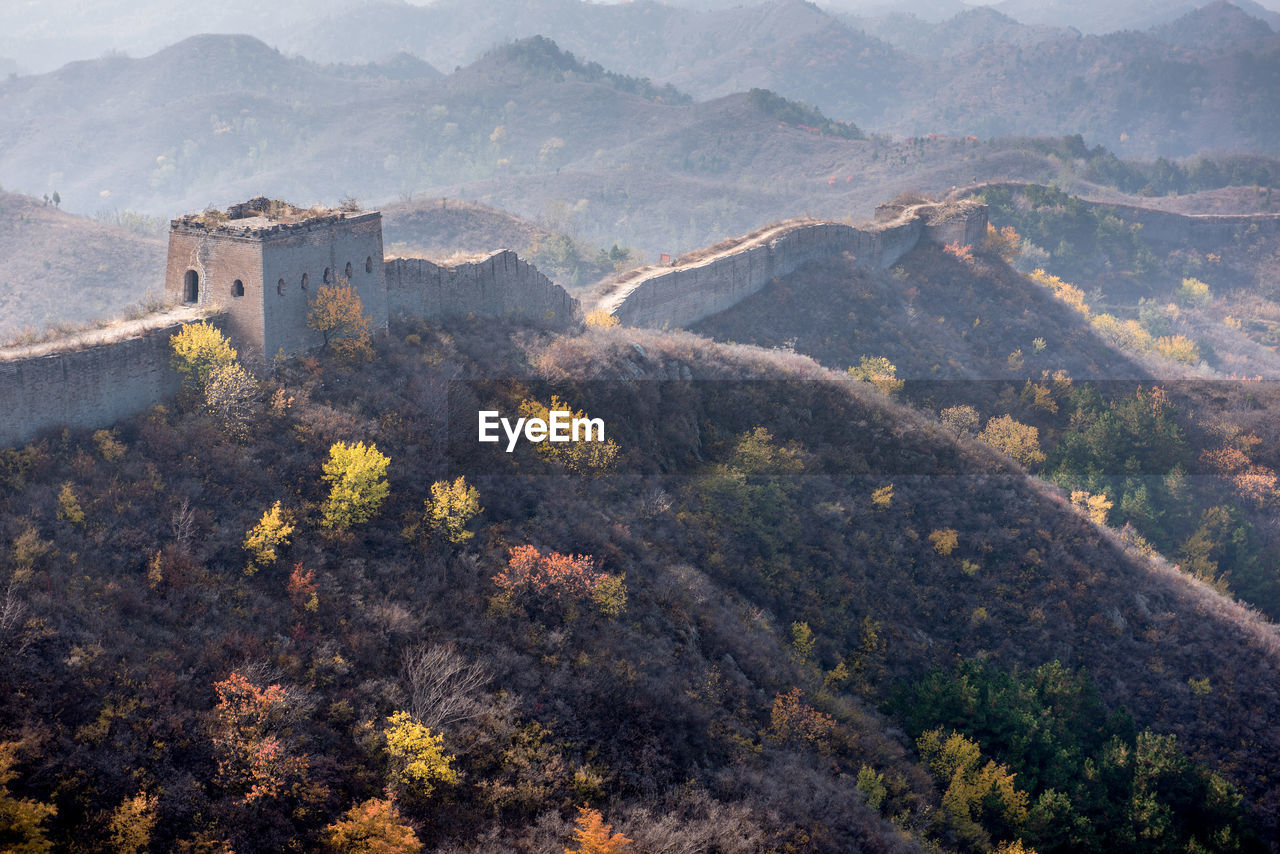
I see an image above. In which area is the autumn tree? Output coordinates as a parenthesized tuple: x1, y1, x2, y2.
(917, 728, 1029, 848)
(768, 687, 836, 752)
(171, 321, 237, 392)
(243, 501, 295, 575)
(517, 396, 619, 475)
(211, 671, 313, 804)
(940, 405, 980, 438)
(493, 545, 626, 616)
(847, 355, 904, 396)
(287, 563, 319, 612)
(308, 281, 373, 361)
(108, 791, 158, 854)
(584, 309, 620, 329)
(0, 741, 56, 853)
(321, 441, 390, 530)
(929, 528, 959, 556)
(56, 482, 84, 525)
(325, 798, 422, 854)
(383, 711, 458, 798)
(978, 415, 1045, 467)
(1070, 490, 1113, 525)
(406, 477, 482, 549)
(171, 321, 259, 431)
(565, 805, 634, 854)
(984, 223, 1022, 261)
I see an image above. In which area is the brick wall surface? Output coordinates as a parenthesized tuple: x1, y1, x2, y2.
(0, 314, 213, 446)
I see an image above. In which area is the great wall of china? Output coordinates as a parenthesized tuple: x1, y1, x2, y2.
(593, 200, 988, 328)
(3, 187, 1277, 447)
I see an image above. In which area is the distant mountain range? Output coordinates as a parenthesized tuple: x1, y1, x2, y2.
(2, 1, 1279, 161)
(3, 1, 1280, 252)
(0, 33, 1061, 253)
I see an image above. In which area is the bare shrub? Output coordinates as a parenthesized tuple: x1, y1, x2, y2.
(402, 643, 490, 730)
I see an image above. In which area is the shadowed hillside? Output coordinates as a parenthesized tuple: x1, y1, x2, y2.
(0, 317, 1275, 849)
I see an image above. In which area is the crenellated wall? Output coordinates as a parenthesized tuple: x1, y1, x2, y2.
(385, 249, 579, 328)
(599, 201, 986, 329)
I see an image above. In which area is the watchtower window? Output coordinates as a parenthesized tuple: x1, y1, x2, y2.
(232, 279, 245, 298)
(323, 267, 333, 284)
(301, 272, 310, 291)
(365, 256, 373, 274)
(345, 261, 353, 279)
(277, 278, 286, 296)
(183, 270, 199, 304)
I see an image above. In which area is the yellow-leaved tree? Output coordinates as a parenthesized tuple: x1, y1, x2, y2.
(243, 501, 295, 575)
(308, 281, 373, 361)
(0, 741, 57, 853)
(171, 321, 237, 392)
(413, 477, 482, 547)
(917, 728, 1029, 849)
(584, 309, 620, 329)
(107, 791, 158, 854)
(171, 321, 259, 434)
(517, 396, 619, 475)
(847, 356, 904, 396)
(383, 711, 458, 798)
(977, 415, 1045, 467)
(321, 441, 390, 530)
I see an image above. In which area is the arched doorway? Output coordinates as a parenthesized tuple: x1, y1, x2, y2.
(183, 270, 199, 303)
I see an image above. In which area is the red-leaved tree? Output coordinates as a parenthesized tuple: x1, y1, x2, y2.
(493, 545, 602, 602)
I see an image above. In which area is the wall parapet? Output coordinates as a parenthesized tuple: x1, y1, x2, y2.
(0, 307, 217, 447)
(596, 201, 987, 329)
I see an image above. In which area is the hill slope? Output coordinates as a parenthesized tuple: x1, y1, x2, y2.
(0, 191, 166, 340)
(0, 318, 1277, 849)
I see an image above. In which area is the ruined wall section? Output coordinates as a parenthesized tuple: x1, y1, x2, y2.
(600, 202, 985, 329)
(0, 308, 214, 447)
(384, 249, 579, 328)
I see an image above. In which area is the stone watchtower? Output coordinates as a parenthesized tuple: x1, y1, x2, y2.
(164, 197, 389, 358)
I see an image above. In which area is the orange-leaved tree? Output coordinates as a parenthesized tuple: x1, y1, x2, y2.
(326, 798, 422, 853)
(493, 546, 626, 616)
(565, 805, 633, 854)
(307, 280, 373, 361)
(768, 687, 836, 752)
